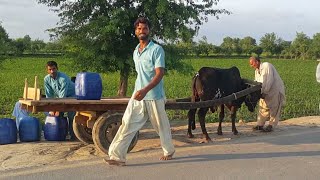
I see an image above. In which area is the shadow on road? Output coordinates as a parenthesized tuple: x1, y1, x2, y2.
(129, 150, 320, 167)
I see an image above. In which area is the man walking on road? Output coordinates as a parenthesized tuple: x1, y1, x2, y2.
(104, 17, 175, 166)
(249, 56, 286, 132)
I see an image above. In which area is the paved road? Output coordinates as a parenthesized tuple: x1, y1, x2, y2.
(1, 127, 320, 180)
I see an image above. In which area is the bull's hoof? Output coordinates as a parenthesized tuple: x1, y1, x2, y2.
(262, 125, 273, 132)
(252, 125, 264, 131)
(217, 131, 223, 135)
(233, 130, 238, 135)
(199, 138, 212, 144)
(187, 133, 194, 138)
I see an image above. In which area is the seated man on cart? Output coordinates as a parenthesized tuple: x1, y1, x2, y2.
(44, 60, 77, 140)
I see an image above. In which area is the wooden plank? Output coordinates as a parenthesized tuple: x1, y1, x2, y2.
(165, 82, 261, 110)
(34, 103, 128, 112)
(19, 98, 130, 107)
(18, 78, 261, 112)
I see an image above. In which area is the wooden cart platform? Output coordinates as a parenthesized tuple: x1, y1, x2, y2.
(19, 79, 261, 112)
(18, 78, 261, 154)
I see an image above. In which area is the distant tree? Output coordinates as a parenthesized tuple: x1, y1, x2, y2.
(309, 33, 320, 59)
(279, 41, 292, 59)
(31, 39, 46, 54)
(196, 36, 213, 56)
(0, 23, 11, 62)
(232, 38, 242, 55)
(38, 0, 230, 96)
(220, 37, 234, 56)
(12, 38, 26, 55)
(239, 36, 256, 56)
(273, 38, 286, 58)
(22, 35, 32, 52)
(211, 45, 221, 55)
(220, 37, 241, 56)
(291, 32, 311, 60)
(175, 42, 193, 56)
(259, 32, 278, 56)
(11, 35, 33, 55)
(251, 46, 263, 57)
(44, 40, 65, 53)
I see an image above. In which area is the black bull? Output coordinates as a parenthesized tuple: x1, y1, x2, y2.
(187, 67, 261, 142)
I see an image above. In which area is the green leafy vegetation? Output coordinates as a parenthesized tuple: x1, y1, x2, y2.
(0, 57, 319, 123)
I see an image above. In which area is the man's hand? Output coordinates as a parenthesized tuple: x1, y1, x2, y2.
(133, 89, 147, 101)
(49, 111, 60, 116)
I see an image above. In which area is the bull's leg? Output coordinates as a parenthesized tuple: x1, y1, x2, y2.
(198, 107, 211, 142)
(230, 106, 238, 135)
(217, 105, 225, 135)
(187, 108, 197, 138)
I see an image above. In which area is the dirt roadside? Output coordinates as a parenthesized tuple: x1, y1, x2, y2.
(1, 116, 319, 171)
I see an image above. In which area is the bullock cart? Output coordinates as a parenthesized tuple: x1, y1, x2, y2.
(19, 77, 261, 154)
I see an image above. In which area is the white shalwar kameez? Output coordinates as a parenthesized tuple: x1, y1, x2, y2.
(316, 62, 320, 111)
(255, 62, 285, 127)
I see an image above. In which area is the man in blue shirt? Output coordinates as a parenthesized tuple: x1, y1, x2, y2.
(44, 61, 76, 140)
(104, 17, 175, 166)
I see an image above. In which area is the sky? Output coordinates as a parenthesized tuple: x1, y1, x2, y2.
(0, 0, 319, 45)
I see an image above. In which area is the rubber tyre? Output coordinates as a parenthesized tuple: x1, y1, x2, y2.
(92, 112, 139, 155)
(73, 119, 93, 144)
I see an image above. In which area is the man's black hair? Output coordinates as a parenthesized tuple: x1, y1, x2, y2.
(134, 17, 151, 29)
(46, 61, 58, 68)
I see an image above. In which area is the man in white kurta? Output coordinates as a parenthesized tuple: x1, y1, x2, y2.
(249, 57, 285, 132)
(316, 60, 320, 83)
(316, 60, 320, 111)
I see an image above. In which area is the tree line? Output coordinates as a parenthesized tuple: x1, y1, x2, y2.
(2, 22, 319, 61)
(0, 24, 63, 56)
(176, 32, 320, 60)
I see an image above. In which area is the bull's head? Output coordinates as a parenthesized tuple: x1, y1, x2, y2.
(244, 89, 261, 112)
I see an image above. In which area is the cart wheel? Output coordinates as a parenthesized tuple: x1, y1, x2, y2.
(92, 112, 139, 155)
(73, 120, 93, 144)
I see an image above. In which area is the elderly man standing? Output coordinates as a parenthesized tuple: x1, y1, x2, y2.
(249, 57, 286, 132)
(316, 59, 320, 111)
(316, 59, 320, 83)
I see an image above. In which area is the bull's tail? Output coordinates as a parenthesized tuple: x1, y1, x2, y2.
(191, 73, 200, 102)
(190, 73, 201, 130)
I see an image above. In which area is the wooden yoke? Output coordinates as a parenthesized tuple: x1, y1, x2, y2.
(23, 76, 41, 113)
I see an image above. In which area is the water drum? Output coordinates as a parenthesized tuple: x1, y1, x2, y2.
(19, 116, 41, 142)
(75, 72, 102, 100)
(44, 116, 68, 141)
(0, 118, 17, 145)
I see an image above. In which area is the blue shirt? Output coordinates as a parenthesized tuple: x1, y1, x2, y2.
(133, 41, 165, 100)
(44, 72, 75, 98)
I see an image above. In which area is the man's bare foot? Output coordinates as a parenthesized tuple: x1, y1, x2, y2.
(103, 158, 126, 166)
(159, 151, 175, 161)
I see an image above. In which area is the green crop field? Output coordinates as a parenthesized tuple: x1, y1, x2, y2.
(0, 57, 319, 123)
